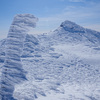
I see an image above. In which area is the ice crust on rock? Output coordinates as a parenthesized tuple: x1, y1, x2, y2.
(0, 14, 38, 100)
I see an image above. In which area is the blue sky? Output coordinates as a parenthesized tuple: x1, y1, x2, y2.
(0, 0, 100, 40)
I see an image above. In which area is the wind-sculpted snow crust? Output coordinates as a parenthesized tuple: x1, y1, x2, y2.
(0, 16, 100, 100)
(0, 14, 38, 100)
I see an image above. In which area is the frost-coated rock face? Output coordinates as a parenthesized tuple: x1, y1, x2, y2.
(0, 14, 38, 100)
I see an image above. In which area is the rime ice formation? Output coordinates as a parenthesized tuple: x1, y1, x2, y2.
(0, 14, 38, 100)
(0, 18, 100, 100)
(14, 20, 100, 100)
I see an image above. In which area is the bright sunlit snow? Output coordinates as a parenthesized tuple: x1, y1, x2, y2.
(0, 14, 100, 100)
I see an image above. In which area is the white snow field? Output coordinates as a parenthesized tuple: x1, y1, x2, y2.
(0, 15, 100, 100)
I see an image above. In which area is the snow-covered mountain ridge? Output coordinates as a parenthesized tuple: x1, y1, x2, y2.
(0, 14, 100, 100)
(39, 20, 100, 46)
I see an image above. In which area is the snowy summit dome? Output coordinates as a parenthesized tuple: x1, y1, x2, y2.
(60, 20, 85, 33)
(60, 20, 77, 28)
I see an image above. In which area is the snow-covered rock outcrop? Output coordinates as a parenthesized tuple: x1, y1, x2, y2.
(0, 14, 38, 100)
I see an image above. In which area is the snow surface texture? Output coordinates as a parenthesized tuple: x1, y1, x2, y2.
(0, 16, 100, 100)
(0, 14, 38, 100)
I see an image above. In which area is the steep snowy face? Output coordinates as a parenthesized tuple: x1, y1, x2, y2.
(0, 14, 38, 100)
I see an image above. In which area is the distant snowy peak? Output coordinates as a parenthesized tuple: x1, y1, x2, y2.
(60, 20, 80, 28)
(43, 20, 100, 46)
(60, 20, 85, 33)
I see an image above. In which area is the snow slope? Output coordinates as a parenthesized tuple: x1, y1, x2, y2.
(0, 16, 100, 100)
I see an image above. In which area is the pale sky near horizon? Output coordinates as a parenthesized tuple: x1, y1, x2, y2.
(0, 0, 100, 40)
